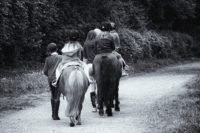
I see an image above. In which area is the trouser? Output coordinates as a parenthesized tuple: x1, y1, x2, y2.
(86, 63, 97, 108)
(49, 83, 61, 120)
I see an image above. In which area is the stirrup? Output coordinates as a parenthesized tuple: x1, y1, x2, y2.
(52, 82, 57, 87)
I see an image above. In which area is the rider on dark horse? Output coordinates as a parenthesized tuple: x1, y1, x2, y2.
(110, 22, 129, 76)
(93, 22, 122, 116)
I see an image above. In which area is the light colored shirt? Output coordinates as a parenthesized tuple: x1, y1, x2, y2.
(51, 52, 58, 55)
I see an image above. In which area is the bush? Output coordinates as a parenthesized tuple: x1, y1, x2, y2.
(0, 71, 48, 96)
(118, 28, 143, 63)
(118, 28, 195, 63)
(143, 30, 172, 59)
(162, 31, 194, 58)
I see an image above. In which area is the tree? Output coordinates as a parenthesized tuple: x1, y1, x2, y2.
(147, 0, 196, 30)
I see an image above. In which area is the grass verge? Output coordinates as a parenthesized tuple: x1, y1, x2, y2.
(147, 75, 200, 133)
(0, 70, 49, 112)
(129, 58, 200, 74)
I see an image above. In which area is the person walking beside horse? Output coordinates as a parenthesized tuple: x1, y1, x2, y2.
(43, 43, 62, 120)
(84, 30, 99, 112)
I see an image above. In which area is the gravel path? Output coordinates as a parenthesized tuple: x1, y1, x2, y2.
(0, 62, 199, 133)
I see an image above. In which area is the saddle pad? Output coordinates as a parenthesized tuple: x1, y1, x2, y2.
(62, 61, 83, 70)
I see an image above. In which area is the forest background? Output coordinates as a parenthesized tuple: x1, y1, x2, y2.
(1, 0, 200, 67)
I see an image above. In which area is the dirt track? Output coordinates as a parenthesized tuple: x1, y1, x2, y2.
(0, 62, 200, 133)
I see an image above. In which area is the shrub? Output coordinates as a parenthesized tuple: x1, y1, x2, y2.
(0, 71, 48, 96)
(118, 28, 195, 63)
(143, 30, 172, 59)
(118, 28, 143, 63)
(162, 31, 194, 58)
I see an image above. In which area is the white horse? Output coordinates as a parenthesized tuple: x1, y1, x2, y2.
(58, 65, 89, 127)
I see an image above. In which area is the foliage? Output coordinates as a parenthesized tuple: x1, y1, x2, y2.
(119, 28, 196, 63)
(0, 71, 48, 95)
(118, 28, 143, 63)
(147, 0, 196, 30)
(0, 0, 200, 66)
(162, 31, 195, 58)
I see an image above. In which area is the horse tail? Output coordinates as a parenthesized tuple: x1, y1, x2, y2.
(65, 68, 88, 117)
(99, 56, 114, 103)
(68, 69, 84, 92)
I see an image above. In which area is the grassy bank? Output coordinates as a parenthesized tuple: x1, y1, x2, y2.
(0, 68, 49, 112)
(147, 74, 200, 133)
(129, 58, 200, 75)
(0, 71, 48, 97)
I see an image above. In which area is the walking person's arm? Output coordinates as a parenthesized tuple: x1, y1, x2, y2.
(43, 59, 49, 76)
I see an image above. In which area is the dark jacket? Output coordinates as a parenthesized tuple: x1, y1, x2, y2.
(95, 32, 115, 54)
(84, 40, 96, 63)
(43, 54, 62, 83)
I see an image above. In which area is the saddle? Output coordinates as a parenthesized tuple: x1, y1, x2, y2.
(52, 61, 84, 87)
(61, 61, 83, 70)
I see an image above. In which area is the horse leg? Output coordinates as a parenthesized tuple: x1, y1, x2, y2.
(98, 100, 104, 116)
(114, 89, 120, 111)
(69, 116, 76, 127)
(111, 97, 114, 108)
(105, 98, 113, 116)
(98, 102, 104, 116)
(115, 80, 120, 111)
(97, 86, 104, 116)
(76, 95, 84, 125)
(76, 113, 82, 125)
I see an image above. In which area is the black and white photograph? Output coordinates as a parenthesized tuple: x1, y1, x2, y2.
(0, 0, 200, 132)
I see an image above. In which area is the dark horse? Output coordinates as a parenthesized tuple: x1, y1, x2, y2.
(93, 53, 122, 116)
(58, 65, 89, 127)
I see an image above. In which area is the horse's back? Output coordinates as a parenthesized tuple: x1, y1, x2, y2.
(93, 53, 121, 81)
(59, 66, 89, 97)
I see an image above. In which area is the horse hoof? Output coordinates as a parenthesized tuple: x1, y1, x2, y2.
(70, 122, 75, 127)
(115, 107, 120, 111)
(107, 112, 113, 116)
(106, 109, 113, 116)
(99, 110, 104, 116)
(77, 122, 82, 125)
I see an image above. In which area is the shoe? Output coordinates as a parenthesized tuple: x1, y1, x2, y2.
(122, 69, 128, 77)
